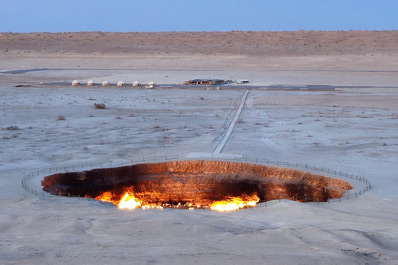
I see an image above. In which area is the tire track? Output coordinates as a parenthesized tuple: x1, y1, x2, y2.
(246, 96, 284, 149)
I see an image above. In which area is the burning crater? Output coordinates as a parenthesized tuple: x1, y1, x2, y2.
(41, 160, 352, 211)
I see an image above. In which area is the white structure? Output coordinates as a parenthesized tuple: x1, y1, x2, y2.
(117, 81, 125, 87)
(71, 80, 80, 86)
(237, 79, 249, 84)
(147, 81, 156, 89)
(87, 80, 95, 86)
(133, 80, 141, 87)
(102, 81, 110, 87)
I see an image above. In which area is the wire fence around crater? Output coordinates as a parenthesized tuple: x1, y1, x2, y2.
(21, 154, 372, 207)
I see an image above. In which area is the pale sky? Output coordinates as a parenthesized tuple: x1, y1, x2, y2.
(1, 0, 397, 32)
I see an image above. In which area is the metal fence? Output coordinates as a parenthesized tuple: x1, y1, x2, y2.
(21, 153, 371, 206)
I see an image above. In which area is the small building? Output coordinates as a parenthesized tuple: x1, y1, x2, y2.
(102, 81, 110, 87)
(117, 81, 125, 87)
(87, 80, 95, 86)
(184, 79, 225, 85)
(72, 80, 80, 86)
(206, 86, 223, 90)
(237, 79, 249, 84)
(133, 80, 141, 87)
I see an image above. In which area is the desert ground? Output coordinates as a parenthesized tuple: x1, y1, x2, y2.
(0, 31, 397, 264)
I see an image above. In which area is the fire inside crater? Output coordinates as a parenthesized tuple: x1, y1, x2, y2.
(41, 160, 352, 211)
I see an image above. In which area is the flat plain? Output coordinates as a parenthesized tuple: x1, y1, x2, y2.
(0, 31, 397, 265)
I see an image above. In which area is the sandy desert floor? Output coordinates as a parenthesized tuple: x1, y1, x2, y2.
(0, 31, 398, 265)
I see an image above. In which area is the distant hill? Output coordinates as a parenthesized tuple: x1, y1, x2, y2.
(0, 31, 397, 56)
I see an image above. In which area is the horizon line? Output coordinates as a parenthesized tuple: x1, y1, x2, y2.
(2, 29, 398, 34)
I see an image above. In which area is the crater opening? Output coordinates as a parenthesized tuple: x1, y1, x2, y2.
(41, 160, 352, 211)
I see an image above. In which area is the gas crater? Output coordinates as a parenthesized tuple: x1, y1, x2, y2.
(41, 160, 352, 211)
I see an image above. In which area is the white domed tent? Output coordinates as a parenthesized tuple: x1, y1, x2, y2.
(87, 80, 95, 86)
(72, 80, 80, 86)
(102, 81, 110, 87)
(147, 81, 156, 89)
(117, 81, 125, 87)
(133, 80, 141, 87)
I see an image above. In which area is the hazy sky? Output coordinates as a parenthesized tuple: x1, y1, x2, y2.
(1, 0, 397, 32)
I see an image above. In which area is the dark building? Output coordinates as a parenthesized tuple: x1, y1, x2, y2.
(184, 79, 225, 85)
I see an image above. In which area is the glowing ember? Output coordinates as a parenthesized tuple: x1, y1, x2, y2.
(210, 195, 260, 212)
(94, 190, 259, 211)
(95, 191, 116, 203)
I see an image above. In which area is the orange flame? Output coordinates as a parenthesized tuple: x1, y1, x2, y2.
(95, 191, 116, 203)
(95, 191, 259, 211)
(95, 191, 141, 209)
(118, 192, 141, 209)
(210, 195, 260, 212)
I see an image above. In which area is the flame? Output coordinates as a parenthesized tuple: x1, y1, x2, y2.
(94, 190, 259, 211)
(118, 192, 141, 209)
(95, 191, 141, 209)
(210, 195, 260, 212)
(94, 191, 114, 202)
